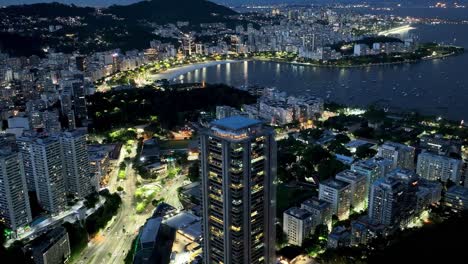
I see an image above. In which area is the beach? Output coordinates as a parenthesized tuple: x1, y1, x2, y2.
(149, 60, 239, 81)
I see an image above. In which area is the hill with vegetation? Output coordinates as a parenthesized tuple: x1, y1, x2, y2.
(0, 0, 238, 55)
(107, 0, 237, 24)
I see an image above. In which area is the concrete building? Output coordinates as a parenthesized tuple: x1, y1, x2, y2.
(335, 170, 368, 212)
(26, 226, 71, 264)
(350, 216, 386, 246)
(60, 130, 96, 198)
(283, 207, 312, 246)
(351, 157, 393, 185)
(319, 179, 351, 220)
(0, 148, 32, 232)
(368, 177, 406, 227)
(327, 226, 350, 249)
(199, 116, 276, 264)
(17, 134, 67, 214)
(416, 151, 462, 183)
(377, 141, 415, 170)
(301, 197, 332, 232)
(445, 186, 468, 211)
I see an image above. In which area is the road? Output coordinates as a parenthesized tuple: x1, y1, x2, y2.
(73, 139, 189, 264)
(74, 144, 152, 264)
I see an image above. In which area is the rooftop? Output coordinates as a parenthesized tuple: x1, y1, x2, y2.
(447, 186, 468, 197)
(320, 178, 350, 190)
(140, 217, 162, 245)
(211, 116, 262, 131)
(284, 207, 311, 220)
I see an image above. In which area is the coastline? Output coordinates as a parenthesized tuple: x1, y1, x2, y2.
(149, 60, 238, 81)
(149, 51, 463, 82)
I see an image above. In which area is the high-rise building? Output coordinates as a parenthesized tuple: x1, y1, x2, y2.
(368, 177, 406, 227)
(301, 197, 332, 232)
(377, 142, 415, 170)
(416, 151, 462, 183)
(351, 157, 393, 185)
(0, 148, 32, 232)
(319, 179, 351, 220)
(283, 207, 312, 246)
(25, 226, 71, 264)
(60, 129, 96, 198)
(335, 170, 368, 212)
(444, 186, 468, 211)
(199, 116, 276, 264)
(17, 134, 67, 214)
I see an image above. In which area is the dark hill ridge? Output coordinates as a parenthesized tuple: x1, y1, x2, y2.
(1, 0, 237, 23)
(0, 0, 239, 55)
(0, 3, 95, 18)
(107, 0, 237, 23)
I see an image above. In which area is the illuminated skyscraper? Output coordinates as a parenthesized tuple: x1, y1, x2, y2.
(200, 116, 276, 264)
(60, 129, 97, 198)
(0, 148, 32, 232)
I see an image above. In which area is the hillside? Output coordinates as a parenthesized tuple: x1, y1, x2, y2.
(0, 0, 239, 55)
(107, 0, 237, 24)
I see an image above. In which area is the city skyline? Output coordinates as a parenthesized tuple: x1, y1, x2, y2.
(0, 0, 467, 263)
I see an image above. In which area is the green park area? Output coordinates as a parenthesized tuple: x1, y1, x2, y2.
(135, 184, 160, 213)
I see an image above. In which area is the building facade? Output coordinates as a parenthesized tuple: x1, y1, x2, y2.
(0, 148, 32, 232)
(335, 170, 368, 212)
(200, 116, 276, 264)
(283, 207, 312, 246)
(319, 179, 351, 220)
(60, 129, 96, 198)
(416, 151, 462, 183)
(377, 142, 415, 170)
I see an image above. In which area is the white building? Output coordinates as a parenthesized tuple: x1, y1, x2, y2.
(416, 151, 462, 183)
(283, 207, 313, 246)
(60, 130, 97, 198)
(335, 170, 368, 212)
(301, 197, 332, 232)
(17, 134, 67, 214)
(377, 141, 415, 170)
(0, 148, 32, 232)
(354, 44, 369, 56)
(319, 179, 351, 220)
(351, 157, 394, 185)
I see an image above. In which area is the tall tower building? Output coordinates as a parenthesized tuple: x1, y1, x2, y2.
(377, 142, 415, 170)
(60, 129, 96, 198)
(0, 148, 32, 232)
(18, 134, 67, 214)
(200, 116, 276, 264)
(318, 179, 351, 220)
(368, 177, 406, 227)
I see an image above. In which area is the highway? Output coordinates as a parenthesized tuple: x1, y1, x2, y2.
(74, 144, 152, 264)
(378, 24, 415, 36)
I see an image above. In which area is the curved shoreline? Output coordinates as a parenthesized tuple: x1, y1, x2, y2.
(148, 50, 463, 81)
(149, 60, 238, 81)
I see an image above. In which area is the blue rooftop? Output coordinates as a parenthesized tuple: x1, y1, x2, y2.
(211, 116, 262, 131)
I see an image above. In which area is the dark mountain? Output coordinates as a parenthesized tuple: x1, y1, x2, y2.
(1, 2, 94, 18)
(0, 1, 239, 55)
(107, 0, 237, 24)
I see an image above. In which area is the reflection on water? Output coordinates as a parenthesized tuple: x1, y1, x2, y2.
(176, 24, 468, 120)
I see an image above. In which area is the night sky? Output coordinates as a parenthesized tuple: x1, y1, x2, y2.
(0, 0, 448, 7)
(0, 0, 319, 7)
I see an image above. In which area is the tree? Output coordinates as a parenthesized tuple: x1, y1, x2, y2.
(355, 145, 377, 159)
(334, 134, 351, 144)
(188, 162, 200, 182)
(301, 145, 331, 169)
(328, 140, 352, 156)
(117, 186, 124, 192)
(318, 158, 348, 181)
